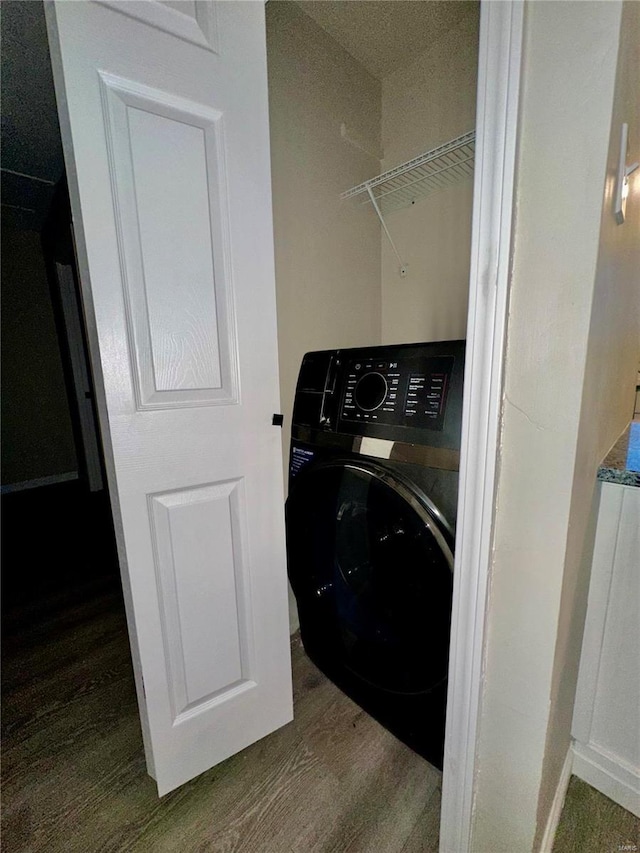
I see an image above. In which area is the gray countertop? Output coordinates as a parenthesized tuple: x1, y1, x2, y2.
(597, 420, 640, 487)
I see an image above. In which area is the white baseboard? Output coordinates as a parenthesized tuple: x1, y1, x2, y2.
(539, 745, 573, 853)
(572, 740, 640, 819)
(1, 472, 79, 495)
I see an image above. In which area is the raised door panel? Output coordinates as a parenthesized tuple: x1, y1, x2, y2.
(100, 73, 237, 409)
(98, 0, 219, 52)
(572, 482, 640, 817)
(149, 479, 256, 720)
(589, 486, 640, 766)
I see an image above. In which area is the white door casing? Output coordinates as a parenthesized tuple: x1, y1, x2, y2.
(440, 3, 524, 851)
(46, 0, 292, 795)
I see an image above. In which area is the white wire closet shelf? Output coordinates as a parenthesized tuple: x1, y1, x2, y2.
(341, 130, 475, 215)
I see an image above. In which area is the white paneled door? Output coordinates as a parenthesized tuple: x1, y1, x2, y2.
(45, 0, 293, 795)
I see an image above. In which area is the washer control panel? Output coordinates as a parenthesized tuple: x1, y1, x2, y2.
(340, 354, 454, 432)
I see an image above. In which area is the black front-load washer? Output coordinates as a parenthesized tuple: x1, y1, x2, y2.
(285, 341, 464, 769)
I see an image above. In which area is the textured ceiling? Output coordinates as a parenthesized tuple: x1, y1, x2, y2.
(296, 1, 478, 80)
(1, 1, 64, 229)
(2, 0, 478, 227)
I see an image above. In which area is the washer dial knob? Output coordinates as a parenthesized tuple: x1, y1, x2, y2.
(354, 372, 388, 411)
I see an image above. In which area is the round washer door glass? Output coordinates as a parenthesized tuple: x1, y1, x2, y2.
(287, 462, 453, 694)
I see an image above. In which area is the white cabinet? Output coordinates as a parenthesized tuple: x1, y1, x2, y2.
(572, 480, 640, 817)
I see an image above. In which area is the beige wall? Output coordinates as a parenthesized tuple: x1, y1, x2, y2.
(380, 7, 479, 345)
(472, 2, 637, 850)
(267, 1, 382, 474)
(267, 0, 480, 474)
(266, 2, 382, 631)
(1, 225, 77, 485)
(536, 2, 640, 844)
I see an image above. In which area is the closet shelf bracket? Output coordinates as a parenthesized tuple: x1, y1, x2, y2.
(341, 131, 475, 279)
(365, 185, 407, 277)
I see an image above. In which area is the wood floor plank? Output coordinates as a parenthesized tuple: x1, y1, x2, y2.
(2, 595, 442, 853)
(5, 591, 631, 852)
(400, 787, 442, 853)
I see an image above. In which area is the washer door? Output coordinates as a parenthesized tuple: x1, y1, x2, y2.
(286, 461, 454, 695)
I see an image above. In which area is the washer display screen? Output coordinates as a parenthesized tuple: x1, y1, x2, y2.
(339, 355, 454, 432)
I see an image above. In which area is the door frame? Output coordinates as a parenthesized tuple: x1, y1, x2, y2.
(43, 0, 525, 826)
(440, 2, 524, 851)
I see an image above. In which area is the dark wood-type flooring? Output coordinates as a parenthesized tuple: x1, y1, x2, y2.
(2, 486, 637, 851)
(2, 590, 442, 853)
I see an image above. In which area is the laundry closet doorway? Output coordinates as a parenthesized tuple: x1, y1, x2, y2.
(266, 9, 510, 852)
(268, 7, 525, 850)
(266, 0, 479, 633)
(46, 2, 519, 849)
